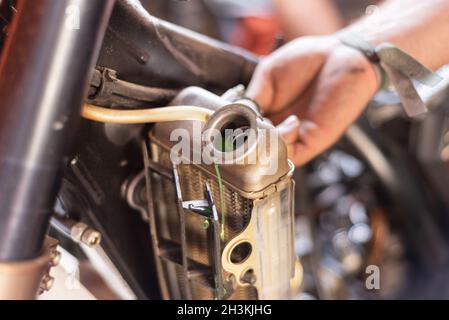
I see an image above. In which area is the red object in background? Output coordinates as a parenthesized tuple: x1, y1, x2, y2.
(231, 16, 280, 55)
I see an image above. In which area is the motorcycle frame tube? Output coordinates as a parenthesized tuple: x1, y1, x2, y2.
(0, 0, 115, 261)
(98, 0, 259, 92)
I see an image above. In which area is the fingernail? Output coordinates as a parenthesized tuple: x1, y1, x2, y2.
(280, 115, 300, 129)
(298, 120, 318, 136)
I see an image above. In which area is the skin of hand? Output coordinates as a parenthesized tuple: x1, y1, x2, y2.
(247, 0, 449, 166)
(246, 35, 379, 166)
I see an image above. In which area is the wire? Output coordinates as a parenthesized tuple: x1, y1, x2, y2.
(214, 164, 226, 242)
(81, 103, 213, 124)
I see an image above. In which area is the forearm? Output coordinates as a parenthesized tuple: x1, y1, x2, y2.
(272, 0, 343, 39)
(349, 0, 449, 69)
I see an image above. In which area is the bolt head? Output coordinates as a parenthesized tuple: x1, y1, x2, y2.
(81, 229, 102, 247)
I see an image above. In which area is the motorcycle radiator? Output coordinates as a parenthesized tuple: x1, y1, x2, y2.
(144, 87, 301, 300)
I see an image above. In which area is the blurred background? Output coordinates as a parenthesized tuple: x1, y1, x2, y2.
(140, 0, 379, 55)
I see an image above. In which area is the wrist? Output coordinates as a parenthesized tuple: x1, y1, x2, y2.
(333, 31, 384, 91)
(336, 28, 444, 117)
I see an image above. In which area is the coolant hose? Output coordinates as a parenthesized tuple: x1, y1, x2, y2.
(82, 103, 213, 124)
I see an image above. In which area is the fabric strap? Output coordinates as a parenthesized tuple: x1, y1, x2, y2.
(339, 31, 443, 117)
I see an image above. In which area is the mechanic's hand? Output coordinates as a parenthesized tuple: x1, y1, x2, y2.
(246, 35, 379, 166)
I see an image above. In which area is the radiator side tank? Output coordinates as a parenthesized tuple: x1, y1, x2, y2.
(145, 87, 302, 299)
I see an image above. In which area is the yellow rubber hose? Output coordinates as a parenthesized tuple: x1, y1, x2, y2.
(82, 103, 213, 124)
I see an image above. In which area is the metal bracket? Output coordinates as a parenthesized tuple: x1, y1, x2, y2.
(87, 67, 178, 108)
(182, 200, 211, 216)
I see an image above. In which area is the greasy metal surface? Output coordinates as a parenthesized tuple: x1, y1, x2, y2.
(98, 0, 258, 93)
(0, 237, 58, 300)
(0, 0, 115, 261)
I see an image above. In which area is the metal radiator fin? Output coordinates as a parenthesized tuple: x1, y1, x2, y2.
(150, 144, 256, 299)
